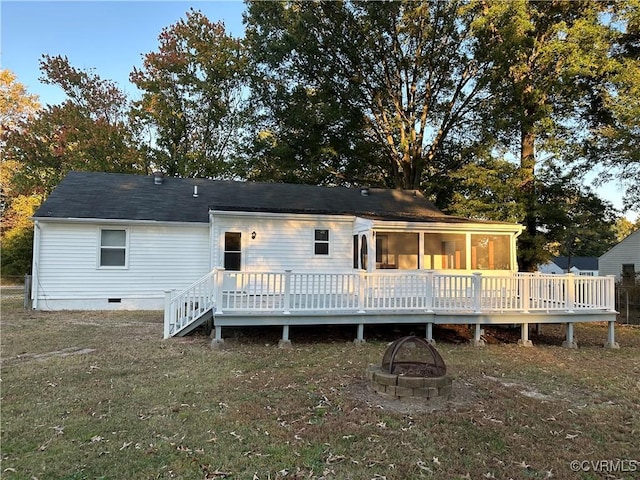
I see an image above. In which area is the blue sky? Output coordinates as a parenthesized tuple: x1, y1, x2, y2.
(1, 1, 247, 105)
(1, 1, 635, 220)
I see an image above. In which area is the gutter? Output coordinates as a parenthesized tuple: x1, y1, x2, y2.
(29, 217, 208, 227)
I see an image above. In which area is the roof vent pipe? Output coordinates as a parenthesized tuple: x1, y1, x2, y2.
(360, 186, 370, 196)
(153, 171, 163, 185)
(193, 185, 198, 198)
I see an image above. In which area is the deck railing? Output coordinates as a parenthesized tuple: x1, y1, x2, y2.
(163, 269, 217, 338)
(164, 269, 616, 337)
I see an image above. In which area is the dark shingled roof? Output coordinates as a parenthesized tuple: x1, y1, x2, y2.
(33, 171, 493, 224)
(552, 256, 599, 271)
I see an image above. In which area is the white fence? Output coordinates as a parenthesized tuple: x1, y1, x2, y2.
(164, 269, 616, 337)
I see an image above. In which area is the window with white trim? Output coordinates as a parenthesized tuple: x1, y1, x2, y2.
(99, 229, 127, 267)
(314, 229, 329, 255)
(224, 232, 242, 271)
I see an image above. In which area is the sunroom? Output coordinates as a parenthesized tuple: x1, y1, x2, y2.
(353, 218, 521, 273)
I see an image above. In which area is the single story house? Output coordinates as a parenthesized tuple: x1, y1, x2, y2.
(31, 172, 618, 348)
(599, 228, 640, 283)
(31, 171, 524, 310)
(538, 256, 599, 276)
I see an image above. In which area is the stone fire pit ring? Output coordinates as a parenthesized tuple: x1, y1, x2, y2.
(366, 365, 453, 400)
(365, 336, 453, 401)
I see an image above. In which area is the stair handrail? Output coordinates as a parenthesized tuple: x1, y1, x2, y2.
(164, 268, 219, 338)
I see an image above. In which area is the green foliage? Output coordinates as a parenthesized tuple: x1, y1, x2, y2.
(579, 1, 640, 210)
(446, 157, 525, 223)
(130, 9, 247, 178)
(614, 216, 640, 241)
(5, 56, 147, 195)
(1, 226, 33, 276)
(244, 0, 494, 189)
(242, 85, 382, 186)
(2, 59, 147, 276)
(0, 68, 40, 140)
(2, 3, 637, 274)
(466, 0, 633, 269)
(537, 167, 619, 258)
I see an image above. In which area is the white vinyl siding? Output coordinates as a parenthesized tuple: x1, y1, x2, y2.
(34, 222, 209, 309)
(212, 214, 354, 272)
(599, 229, 640, 281)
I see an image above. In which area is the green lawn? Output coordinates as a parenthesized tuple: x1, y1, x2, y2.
(1, 295, 639, 479)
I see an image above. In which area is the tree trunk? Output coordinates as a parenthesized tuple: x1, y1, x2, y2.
(518, 126, 539, 271)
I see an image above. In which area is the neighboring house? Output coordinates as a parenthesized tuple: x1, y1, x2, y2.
(538, 256, 599, 276)
(599, 229, 640, 283)
(31, 171, 524, 311)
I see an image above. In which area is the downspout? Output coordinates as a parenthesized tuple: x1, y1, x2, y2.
(31, 220, 41, 309)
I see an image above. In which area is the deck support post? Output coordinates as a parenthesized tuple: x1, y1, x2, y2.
(604, 321, 620, 349)
(354, 323, 366, 345)
(278, 324, 292, 349)
(210, 325, 225, 349)
(518, 322, 533, 347)
(426, 322, 435, 345)
(472, 324, 485, 347)
(562, 322, 578, 349)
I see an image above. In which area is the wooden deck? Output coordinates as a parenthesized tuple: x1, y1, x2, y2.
(163, 269, 619, 348)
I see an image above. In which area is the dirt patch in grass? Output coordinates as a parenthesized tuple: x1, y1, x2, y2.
(2, 297, 639, 479)
(1, 347, 97, 367)
(345, 378, 481, 415)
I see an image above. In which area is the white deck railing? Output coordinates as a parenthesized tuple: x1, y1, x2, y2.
(164, 269, 616, 337)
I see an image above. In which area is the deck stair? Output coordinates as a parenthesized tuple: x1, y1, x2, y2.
(164, 269, 218, 338)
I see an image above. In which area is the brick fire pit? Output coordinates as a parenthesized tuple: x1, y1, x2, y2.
(366, 336, 453, 401)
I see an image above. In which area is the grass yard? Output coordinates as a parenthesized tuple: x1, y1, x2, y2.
(1, 295, 639, 480)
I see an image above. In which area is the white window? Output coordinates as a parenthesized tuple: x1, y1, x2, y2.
(99, 229, 127, 268)
(224, 232, 242, 271)
(314, 229, 329, 255)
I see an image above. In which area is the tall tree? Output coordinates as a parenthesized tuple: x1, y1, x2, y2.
(537, 167, 618, 260)
(613, 216, 640, 241)
(6, 56, 147, 195)
(446, 155, 525, 223)
(2, 60, 146, 276)
(245, 0, 494, 190)
(1, 70, 42, 276)
(0, 69, 40, 141)
(580, 1, 640, 210)
(469, 0, 624, 270)
(130, 9, 247, 178)
(0, 70, 40, 210)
